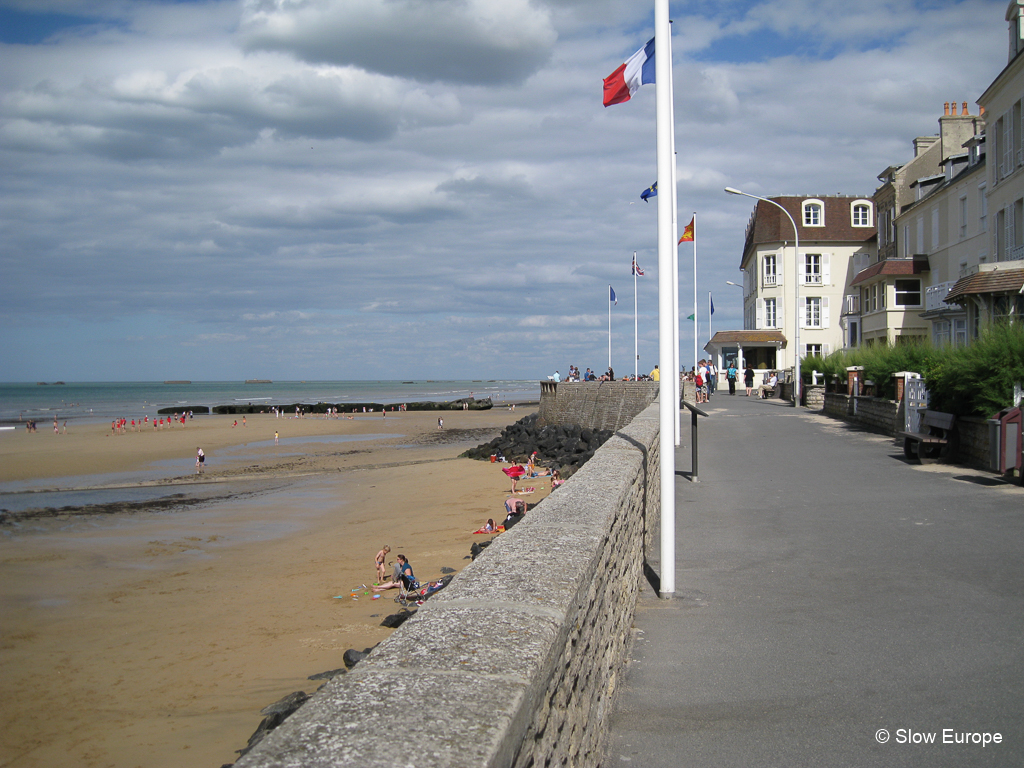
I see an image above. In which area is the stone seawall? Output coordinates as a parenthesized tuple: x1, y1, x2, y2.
(235, 402, 661, 768)
(538, 380, 659, 432)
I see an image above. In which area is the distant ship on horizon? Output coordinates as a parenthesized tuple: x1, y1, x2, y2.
(245, 379, 272, 384)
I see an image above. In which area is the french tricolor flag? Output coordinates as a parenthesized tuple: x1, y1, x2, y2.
(603, 37, 655, 107)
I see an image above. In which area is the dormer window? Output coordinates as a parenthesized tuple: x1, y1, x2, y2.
(803, 199, 824, 227)
(851, 200, 872, 227)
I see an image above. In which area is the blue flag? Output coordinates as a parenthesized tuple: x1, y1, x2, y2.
(640, 181, 657, 202)
(610, 286, 617, 305)
(710, 294, 715, 315)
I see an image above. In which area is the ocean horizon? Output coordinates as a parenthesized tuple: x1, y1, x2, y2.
(0, 379, 540, 425)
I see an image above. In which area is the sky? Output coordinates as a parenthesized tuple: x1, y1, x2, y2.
(0, 0, 1010, 382)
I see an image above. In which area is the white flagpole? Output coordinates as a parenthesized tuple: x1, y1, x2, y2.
(668, 23, 680, 446)
(693, 213, 698, 372)
(708, 291, 713, 364)
(655, 0, 675, 599)
(608, 285, 612, 372)
(633, 254, 639, 380)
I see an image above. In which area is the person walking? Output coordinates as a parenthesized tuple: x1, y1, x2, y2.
(744, 365, 755, 397)
(727, 362, 738, 395)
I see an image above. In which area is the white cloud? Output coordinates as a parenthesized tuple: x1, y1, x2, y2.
(0, 0, 1011, 381)
(238, 0, 558, 85)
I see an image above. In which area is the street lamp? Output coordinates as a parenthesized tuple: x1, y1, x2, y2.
(725, 280, 743, 288)
(724, 187, 800, 407)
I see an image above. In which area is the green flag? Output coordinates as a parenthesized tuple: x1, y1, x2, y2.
(686, 313, 695, 320)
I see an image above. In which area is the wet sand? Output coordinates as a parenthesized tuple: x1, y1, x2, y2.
(0, 409, 546, 768)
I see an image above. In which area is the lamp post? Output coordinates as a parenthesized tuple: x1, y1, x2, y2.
(724, 187, 800, 407)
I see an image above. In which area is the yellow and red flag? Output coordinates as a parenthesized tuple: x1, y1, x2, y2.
(678, 217, 695, 243)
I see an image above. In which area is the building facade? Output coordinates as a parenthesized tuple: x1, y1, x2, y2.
(728, 196, 876, 372)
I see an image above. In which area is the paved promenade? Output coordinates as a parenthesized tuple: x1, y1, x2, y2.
(605, 392, 1023, 768)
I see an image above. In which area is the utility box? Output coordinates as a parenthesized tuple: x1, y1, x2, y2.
(987, 407, 1022, 474)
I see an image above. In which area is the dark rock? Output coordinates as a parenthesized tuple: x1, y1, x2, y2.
(260, 690, 309, 717)
(343, 648, 368, 668)
(380, 609, 414, 628)
(439, 566, 455, 574)
(237, 691, 309, 756)
(307, 668, 346, 681)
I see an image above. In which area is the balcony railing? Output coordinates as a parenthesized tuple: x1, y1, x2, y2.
(1009, 243, 1024, 262)
(925, 280, 956, 312)
(842, 294, 860, 315)
(763, 273, 777, 286)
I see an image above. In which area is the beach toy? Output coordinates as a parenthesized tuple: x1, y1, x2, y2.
(372, 595, 380, 600)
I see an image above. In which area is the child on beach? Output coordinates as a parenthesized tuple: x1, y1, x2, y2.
(375, 545, 391, 583)
(196, 447, 205, 473)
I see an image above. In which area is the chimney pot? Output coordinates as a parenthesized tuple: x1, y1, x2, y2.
(980, 106, 986, 115)
(944, 102, 950, 116)
(962, 101, 969, 115)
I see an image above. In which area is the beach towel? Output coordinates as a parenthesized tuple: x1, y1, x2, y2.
(473, 526, 505, 534)
(516, 487, 535, 495)
(502, 465, 526, 479)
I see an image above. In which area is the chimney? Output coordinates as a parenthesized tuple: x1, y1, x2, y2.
(944, 102, 950, 116)
(980, 106, 986, 116)
(962, 101, 969, 115)
(952, 101, 959, 115)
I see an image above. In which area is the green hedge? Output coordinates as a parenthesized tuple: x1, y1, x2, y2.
(802, 323, 1024, 416)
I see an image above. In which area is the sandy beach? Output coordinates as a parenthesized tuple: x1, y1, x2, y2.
(0, 408, 547, 768)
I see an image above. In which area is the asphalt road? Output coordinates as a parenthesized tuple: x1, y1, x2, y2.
(604, 392, 1023, 768)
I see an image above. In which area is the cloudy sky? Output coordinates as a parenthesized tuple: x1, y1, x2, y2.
(0, 0, 1008, 382)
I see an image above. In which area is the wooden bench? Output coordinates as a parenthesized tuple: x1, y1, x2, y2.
(897, 410, 957, 464)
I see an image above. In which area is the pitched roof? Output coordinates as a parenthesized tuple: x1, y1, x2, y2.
(850, 258, 930, 286)
(944, 268, 1024, 303)
(707, 330, 787, 346)
(740, 196, 875, 267)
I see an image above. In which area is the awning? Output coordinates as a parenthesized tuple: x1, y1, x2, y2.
(944, 268, 1024, 303)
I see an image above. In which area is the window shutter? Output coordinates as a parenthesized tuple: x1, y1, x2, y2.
(755, 299, 764, 329)
(822, 297, 830, 328)
(1008, 204, 1016, 259)
(1004, 111, 1014, 179)
(798, 297, 807, 329)
(822, 253, 831, 285)
(823, 343, 831, 356)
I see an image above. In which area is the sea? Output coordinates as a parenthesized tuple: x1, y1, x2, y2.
(0, 380, 539, 426)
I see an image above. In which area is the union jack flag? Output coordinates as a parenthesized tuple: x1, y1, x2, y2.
(632, 254, 644, 277)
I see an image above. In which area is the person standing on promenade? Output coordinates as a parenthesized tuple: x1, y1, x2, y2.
(649, 365, 660, 381)
(726, 362, 738, 395)
(744, 365, 755, 397)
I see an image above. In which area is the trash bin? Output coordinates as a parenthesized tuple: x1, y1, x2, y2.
(987, 407, 1022, 474)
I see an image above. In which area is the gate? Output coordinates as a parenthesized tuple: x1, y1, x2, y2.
(904, 377, 929, 433)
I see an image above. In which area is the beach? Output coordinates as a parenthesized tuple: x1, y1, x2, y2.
(0, 407, 547, 768)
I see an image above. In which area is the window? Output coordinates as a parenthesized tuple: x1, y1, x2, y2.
(980, 184, 987, 232)
(764, 298, 777, 328)
(804, 253, 822, 284)
(933, 320, 951, 346)
(894, 279, 922, 307)
(763, 254, 777, 286)
(805, 297, 821, 327)
(851, 201, 872, 227)
(954, 317, 968, 346)
(959, 195, 968, 239)
(803, 199, 824, 227)
(931, 208, 939, 251)
(805, 344, 823, 356)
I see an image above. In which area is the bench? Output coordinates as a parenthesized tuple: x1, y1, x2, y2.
(897, 410, 957, 464)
